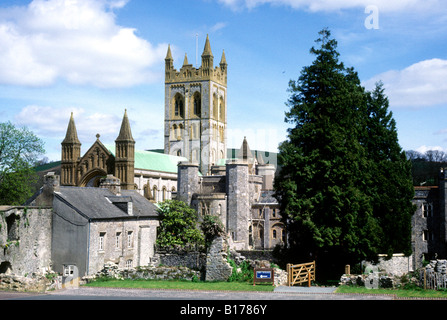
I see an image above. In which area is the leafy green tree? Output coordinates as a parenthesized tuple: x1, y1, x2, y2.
(156, 200, 204, 249)
(0, 122, 45, 205)
(365, 82, 414, 257)
(275, 29, 412, 277)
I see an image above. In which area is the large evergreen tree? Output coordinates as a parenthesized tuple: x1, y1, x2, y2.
(275, 29, 413, 277)
(365, 82, 414, 257)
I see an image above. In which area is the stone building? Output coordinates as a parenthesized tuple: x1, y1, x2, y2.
(411, 169, 447, 269)
(177, 137, 285, 251)
(60, 110, 186, 203)
(22, 173, 159, 277)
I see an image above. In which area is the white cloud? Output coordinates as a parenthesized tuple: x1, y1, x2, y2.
(218, 0, 445, 12)
(364, 59, 447, 108)
(211, 22, 227, 33)
(0, 0, 167, 88)
(15, 105, 122, 141)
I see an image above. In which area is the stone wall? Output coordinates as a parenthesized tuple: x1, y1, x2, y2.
(363, 254, 413, 277)
(87, 262, 200, 282)
(0, 207, 53, 277)
(0, 273, 60, 292)
(205, 236, 233, 282)
(155, 250, 206, 271)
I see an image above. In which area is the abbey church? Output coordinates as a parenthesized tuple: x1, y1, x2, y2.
(58, 36, 285, 252)
(3, 36, 446, 280)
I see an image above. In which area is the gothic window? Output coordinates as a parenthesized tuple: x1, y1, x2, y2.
(213, 93, 218, 119)
(422, 202, 433, 217)
(219, 96, 225, 121)
(152, 186, 158, 202)
(162, 187, 167, 201)
(173, 124, 183, 140)
(172, 125, 177, 140)
(193, 92, 201, 117)
(174, 94, 184, 118)
(219, 126, 225, 143)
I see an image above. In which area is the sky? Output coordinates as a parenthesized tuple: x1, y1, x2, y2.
(0, 0, 446, 162)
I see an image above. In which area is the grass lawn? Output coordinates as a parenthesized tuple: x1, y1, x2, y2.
(335, 285, 447, 299)
(84, 278, 447, 298)
(84, 279, 275, 292)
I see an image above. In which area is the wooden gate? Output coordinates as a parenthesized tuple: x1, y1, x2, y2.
(287, 261, 315, 287)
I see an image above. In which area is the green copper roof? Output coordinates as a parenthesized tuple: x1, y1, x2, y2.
(106, 145, 187, 174)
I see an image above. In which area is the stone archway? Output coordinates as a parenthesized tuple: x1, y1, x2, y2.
(79, 168, 108, 187)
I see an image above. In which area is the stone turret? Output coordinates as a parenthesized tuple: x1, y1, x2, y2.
(226, 160, 250, 250)
(61, 112, 81, 186)
(115, 109, 135, 190)
(177, 162, 200, 206)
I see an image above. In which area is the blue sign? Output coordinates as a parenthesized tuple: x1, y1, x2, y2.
(256, 271, 272, 279)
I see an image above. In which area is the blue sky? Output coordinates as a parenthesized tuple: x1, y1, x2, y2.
(1, 0, 446, 162)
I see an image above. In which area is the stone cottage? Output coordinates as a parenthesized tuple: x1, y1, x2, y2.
(22, 173, 159, 277)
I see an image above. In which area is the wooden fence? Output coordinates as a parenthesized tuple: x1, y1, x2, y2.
(287, 261, 316, 287)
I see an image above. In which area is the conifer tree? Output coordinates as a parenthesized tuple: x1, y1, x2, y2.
(274, 29, 414, 276)
(365, 82, 414, 257)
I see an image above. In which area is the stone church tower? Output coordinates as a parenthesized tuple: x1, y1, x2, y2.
(164, 35, 227, 176)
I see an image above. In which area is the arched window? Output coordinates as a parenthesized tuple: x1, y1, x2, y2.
(152, 186, 158, 202)
(193, 92, 201, 117)
(176, 124, 183, 140)
(219, 96, 225, 121)
(162, 187, 167, 201)
(213, 93, 218, 119)
(174, 94, 184, 118)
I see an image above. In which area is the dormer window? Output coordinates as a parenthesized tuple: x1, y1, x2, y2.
(106, 196, 133, 215)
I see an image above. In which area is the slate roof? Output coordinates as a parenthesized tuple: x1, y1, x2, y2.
(54, 186, 159, 220)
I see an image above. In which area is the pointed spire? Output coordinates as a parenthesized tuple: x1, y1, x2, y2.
(165, 44, 173, 61)
(116, 109, 134, 142)
(220, 49, 227, 66)
(237, 136, 253, 161)
(202, 34, 213, 57)
(183, 53, 189, 66)
(62, 112, 81, 145)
